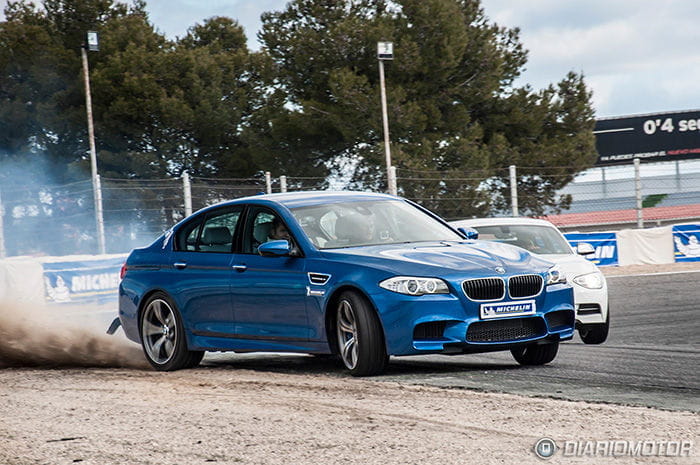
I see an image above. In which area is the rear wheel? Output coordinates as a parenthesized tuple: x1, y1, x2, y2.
(579, 311, 610, 345)
(335, 291, 388, 376)
(511, 341, 559, 365)
(140, 292, 204, 371)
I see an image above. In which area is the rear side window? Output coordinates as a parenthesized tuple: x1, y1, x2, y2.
(175, 207, 242, 253)
(176, 220, 203, 251)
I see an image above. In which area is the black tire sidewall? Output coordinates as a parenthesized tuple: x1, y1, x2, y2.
(511, 341, 559, 365)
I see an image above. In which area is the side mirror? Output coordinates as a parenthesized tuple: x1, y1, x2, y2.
(457, 227, 479, 240)
(258, 240, 291, 257)
(576, 242, 595, 256)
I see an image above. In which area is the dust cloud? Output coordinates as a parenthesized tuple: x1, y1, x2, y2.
(0, 302, 147, 369)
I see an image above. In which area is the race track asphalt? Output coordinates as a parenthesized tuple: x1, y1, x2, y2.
(205, 270, 700, 412)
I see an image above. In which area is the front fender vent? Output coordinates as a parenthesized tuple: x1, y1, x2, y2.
(308, 272, 331, 285)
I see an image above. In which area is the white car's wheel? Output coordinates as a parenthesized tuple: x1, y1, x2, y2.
(579, 310, 610, 344)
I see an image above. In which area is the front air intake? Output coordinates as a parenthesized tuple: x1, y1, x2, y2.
(466, 317, 546, 343)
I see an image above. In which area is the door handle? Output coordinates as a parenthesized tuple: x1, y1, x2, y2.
(232, 264, 247, 272)
(173, 262, 188, 269)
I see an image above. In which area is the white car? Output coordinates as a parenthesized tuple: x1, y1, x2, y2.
(450, 217, 609, 344)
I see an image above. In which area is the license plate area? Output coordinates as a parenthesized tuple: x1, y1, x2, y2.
(480, 300, 536, 319)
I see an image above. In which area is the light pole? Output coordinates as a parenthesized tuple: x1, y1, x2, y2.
(81, 31, 106, 254)
(377, 41, 397, 196)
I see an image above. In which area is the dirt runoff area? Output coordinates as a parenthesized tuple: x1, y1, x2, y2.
(1, 263, 699, 465)
(0, 364, 696, 465)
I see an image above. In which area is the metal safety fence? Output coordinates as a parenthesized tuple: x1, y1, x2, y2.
(1, 160, 699, 257)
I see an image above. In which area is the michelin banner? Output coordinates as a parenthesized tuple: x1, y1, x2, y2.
(564, 232, 618, 267)
(672, 224, 700, 262)
(42, 255, 127, 305)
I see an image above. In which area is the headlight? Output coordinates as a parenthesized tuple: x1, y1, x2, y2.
(546, 265, 567, 285)
(573, 272, 604, 289)
(379, 277, 449, 296)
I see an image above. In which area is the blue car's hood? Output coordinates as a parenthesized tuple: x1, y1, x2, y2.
(321, 240, 554, 278)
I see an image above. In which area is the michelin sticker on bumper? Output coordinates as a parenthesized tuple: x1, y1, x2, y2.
(480, 300, 536, 319)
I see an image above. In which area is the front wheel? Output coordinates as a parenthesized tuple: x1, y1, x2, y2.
(579, 312, 610, 345)
(511, 341, 559, 365)
(335, 291, 388, 376)
(140, 292, 204, 371)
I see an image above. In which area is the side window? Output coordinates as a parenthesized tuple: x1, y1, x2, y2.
(199, 209, 241, 253)
(175, 218, 203, 252)
(243, 208, 292, 254)
(185, 224, 202, 251)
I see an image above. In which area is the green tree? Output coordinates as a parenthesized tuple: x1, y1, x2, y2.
(257, 0, 597, 217)
(0, 0, 150, 182)
(1, 1, 260, 182)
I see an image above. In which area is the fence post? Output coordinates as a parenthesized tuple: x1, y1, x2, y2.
(280, 175, 287, 193)
(182, 171, 192, 217)
(675, 160, 681, 192)
(389, 166, 398, 196)
(634, 158, 643, 228)
(0, 189, 6, 258)
(601, 166, 607, 198)
(509, 164, 518, 217)
(95, 174, 106, 254)
(265, 171, 272, 194)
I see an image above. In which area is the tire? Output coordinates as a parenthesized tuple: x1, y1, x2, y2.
(335, 291, 388, 376)
(139, 292, 204, 371)
(579, 311, 610, 345)
(511, 341, 559, 366)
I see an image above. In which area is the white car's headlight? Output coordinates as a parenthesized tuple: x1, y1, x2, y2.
(546, 265, 567, 285)
(379, 277, 449, 296)
(573, 272, 604, 289)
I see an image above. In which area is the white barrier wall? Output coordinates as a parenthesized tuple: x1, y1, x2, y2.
(617, 227, 674, 266)
(0, 254, 127, 305)
(566, 223, 700, 266)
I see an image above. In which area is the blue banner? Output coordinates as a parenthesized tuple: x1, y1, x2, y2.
(42, 256, 126, 305)
(563, 232, 618, 267)
(672, 224, 700, 262)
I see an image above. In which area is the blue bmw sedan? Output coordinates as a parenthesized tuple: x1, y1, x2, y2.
(116, 191, 575, 376)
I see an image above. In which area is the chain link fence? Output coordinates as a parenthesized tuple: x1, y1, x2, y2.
(2, 160, 699, 257)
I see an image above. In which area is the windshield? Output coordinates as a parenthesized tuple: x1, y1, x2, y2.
(473, 224, 573, 255)
(291, 199, 463, 249)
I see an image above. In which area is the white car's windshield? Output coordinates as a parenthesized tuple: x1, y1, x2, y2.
(291, 200, 463, 249)
(473, 224, 573, 255)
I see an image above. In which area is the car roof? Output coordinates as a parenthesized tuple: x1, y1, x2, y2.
(208, 190, 398, 210)
(450, 217, 559, 228)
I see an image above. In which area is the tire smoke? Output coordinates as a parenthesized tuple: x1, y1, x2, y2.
(0, 302, 147, 369)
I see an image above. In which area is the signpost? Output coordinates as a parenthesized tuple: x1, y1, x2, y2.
(81, 31, 106, 254)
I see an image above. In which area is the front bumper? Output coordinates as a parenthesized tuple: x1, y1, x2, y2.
(572, 283, 609, 325)
(373, 283, 575, 356)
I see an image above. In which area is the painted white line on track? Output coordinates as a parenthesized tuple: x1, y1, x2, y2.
(605, 269, 700, 279)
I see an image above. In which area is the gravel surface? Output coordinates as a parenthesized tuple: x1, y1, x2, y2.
(1, 264, 699, 464)
(1, 367, 697, 465)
